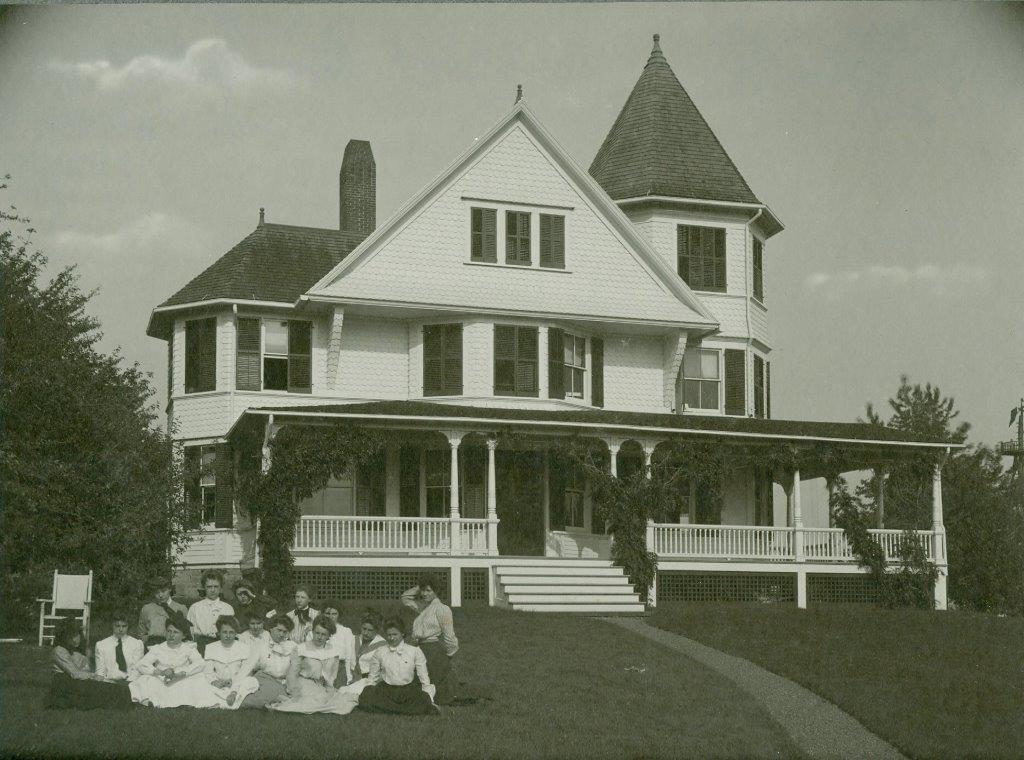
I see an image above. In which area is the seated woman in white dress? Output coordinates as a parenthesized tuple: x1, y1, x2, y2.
(202, 615, 259, 709)
(129, 613, 220, 709)
(267, 616, 360, 715)
(308, 600, 357, 687)
(238, 614, 298, 709)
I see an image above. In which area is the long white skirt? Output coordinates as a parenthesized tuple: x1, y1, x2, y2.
(210, 676, 260, 710)
(129, 674, 221, 709)
(266, 677, 366, 715)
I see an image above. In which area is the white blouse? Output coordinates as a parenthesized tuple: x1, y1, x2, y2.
(133, 642, 205, 679)
(248, 638, 297, 680)
(368, 642, 430, 687)
(203, 640, 252, 684)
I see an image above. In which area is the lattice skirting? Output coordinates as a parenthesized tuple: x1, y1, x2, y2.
(658, 571, 796, 603)
(461, 568, 489, 603)
(295, 568, 452, 604)
(807, 573, 882, 604)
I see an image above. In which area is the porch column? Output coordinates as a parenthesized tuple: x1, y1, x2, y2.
(932, 459, 948, 610)
(486, 437, 499, 556)
(606, 441, 620, 477)
(642, 442, 656, 479)
(825, 474, 837, 528)
(876, 466, 887, 528)
(793, 468, 806, 609)
(446, 432, 463, 553)
(542, 449, 551, 545)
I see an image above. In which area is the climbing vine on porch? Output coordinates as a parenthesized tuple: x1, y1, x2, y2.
(235, 424, 386, 600)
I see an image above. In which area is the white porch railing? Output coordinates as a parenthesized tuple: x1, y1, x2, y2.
(652, 524, 937, 563)
(292, 516, 494, 556)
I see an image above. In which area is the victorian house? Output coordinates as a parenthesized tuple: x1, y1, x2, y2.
(147, 37, 953, 612)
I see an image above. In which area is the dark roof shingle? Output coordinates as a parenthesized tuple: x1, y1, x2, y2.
(589, 36, 761, 205)
(147, 223, 365, 337)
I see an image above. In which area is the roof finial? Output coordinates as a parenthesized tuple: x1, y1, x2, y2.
(647, 33, 665, 66)
(515, 84, 523, 104)
(259, 207, 265, 226)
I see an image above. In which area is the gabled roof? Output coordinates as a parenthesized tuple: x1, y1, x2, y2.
(589, 35, 760, 205)
(306, 100, 719, 328)
(146, 222, 365, 338)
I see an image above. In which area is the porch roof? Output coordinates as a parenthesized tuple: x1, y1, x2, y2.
(242, 400, 956, 453)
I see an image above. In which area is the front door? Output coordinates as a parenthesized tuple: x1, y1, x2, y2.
(495, 450, 545, 556)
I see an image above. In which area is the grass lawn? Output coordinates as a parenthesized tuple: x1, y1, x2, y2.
(650, 603, 1024, 760)
(0, 605, 801, 759)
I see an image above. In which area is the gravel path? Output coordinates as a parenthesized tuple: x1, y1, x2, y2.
(603, 617, 907, 760)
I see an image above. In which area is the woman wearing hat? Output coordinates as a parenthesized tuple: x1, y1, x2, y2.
(138, 577, 189, 649)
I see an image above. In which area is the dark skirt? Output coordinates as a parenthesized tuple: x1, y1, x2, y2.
(46, 673, 133, 710)
(358, 681, 436, 716)
(419, 642, 456, 705)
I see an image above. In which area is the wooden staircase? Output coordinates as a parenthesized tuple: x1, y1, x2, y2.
(494, 558, 645, 613)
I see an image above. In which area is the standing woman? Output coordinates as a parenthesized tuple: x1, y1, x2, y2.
(129, 613, 220, 709)
(358, 619, 436, 716)
(202, 616, 259, 709)
(186, 570, 234, 655)
(401, 575, 459, 704)
(46, 618, 132, 710)
(138, 577, 188, 649)
(355, 612, 387, 680)
(267, 616, 359, 715)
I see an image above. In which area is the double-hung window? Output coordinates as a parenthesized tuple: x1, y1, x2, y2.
(236, 318, 312, 393)
(677, 225, 726, 292)
(564, 465, 584, 529)
(422, 324, 463, 396)
(184, 318, 216, 394)
(680, 348, 721, 411)
(184, 445, 217, 526)
(505, 211, 531, 266)
(563, 333, 586, 399)
(424, 449, 451, 518)
(494, 325, 538, 397)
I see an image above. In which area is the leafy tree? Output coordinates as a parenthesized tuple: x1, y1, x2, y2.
(0, 178, 190, 634)
(858, 376, 1023, 614)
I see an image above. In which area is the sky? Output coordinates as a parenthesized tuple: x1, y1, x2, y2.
(2, 2, 1022, 451)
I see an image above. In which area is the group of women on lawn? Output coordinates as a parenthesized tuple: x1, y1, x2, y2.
(47, 572, 459, 717)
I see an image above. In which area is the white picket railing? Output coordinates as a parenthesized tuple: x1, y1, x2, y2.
(293, 516, 493, 555)
(652, 524, 936, 563)
(652, 525, 795, 560)
(455, 519, 491, 556)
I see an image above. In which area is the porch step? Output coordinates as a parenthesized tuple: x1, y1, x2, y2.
(494, 560, 644, 614)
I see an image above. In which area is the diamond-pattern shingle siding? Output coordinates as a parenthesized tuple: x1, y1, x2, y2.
(589, 37, 760, 205)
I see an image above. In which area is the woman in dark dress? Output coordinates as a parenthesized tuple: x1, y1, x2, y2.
(46, 618, 133, 710)
(357, 619, 437, 716)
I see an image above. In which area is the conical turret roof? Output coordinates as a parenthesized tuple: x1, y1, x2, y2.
(590, 35, 760, 205)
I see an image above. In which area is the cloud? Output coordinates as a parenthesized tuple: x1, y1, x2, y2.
(805, 263, 986, 296)
(50, 39, 295, 93)
(52, 212, 185, 256)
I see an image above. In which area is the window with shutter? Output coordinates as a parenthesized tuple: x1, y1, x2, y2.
(753, 238, 764, 302)
(591, 337, 604, 408)
(424, 448, 450, 517)
(539, 214, 565, 269)
(562, 333, 586, 399)
(235, 317, 261, 391)
(470, 208, 497, 263)
(287, 321, 312, 393)
(493, 325, 538, 397)
(214, 443, 234, 529)
(679, 348, 721, 411)
(423, 323, 462, 396)
(505, 211, 531, 265)
(184, 445, 217, 527)
(676, 225, 726, 292)
(547, 328, 564, 399)
(724, 349, 746, 416)
(754, 355, 766, 419)
(184, 318, 217, 393)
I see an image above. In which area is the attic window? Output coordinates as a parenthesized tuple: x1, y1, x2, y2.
(470, 208, 497, 263)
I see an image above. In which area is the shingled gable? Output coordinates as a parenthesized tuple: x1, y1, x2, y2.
(304, 100, 718, 327)
(145, 222, 365, 339)
(589, 35, 760, 205)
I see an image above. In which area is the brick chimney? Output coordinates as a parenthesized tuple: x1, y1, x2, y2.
(339, 139, 375, 237)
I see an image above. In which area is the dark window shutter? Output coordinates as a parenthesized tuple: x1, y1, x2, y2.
(287, 321, 312, 393)
(214, 443, 233, 529)
(754, 355, 765, 419)
(444, 324, 463, 395)
(471, 208, 497, 263)
(236, 317, 261, 391)
(184, 447, 201, 508)
(547, 327, 564, 399)
(713, 228, 726, 290)
(185, 318, 217, 393)
(506, 211, 531, 265)
(677, 226, 691, 285)
(399, 447, 420, 517)
(423, 325, 444, 396)
(516, 327, 538, 396)
(753, 238, 764, 302)
(356, 450, 386, 516)
(471, 208, 483, 261)
(540, 214, 565, 269)
(766, 361, 772, 419)
(724, 349, 746, 416)
(591, 337, 604, 408)
(494, 325, 516, 395)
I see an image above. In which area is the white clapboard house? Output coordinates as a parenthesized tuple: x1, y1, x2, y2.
(148, 37, 954, 612)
